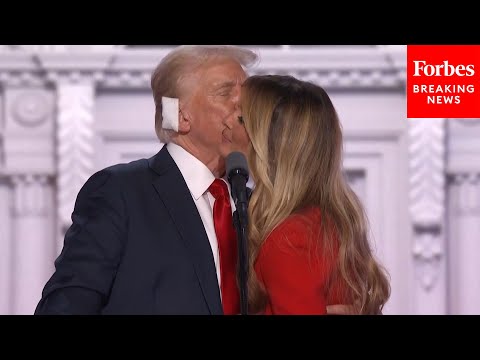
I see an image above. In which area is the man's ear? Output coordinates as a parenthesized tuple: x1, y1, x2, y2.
(178, 101, 191, 134)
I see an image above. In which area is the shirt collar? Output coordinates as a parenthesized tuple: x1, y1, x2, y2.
(167, 142, 216, 200)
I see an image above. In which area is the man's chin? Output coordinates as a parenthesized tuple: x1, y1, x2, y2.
(219, 144, 233, 158)
(225, 147, 247, 157)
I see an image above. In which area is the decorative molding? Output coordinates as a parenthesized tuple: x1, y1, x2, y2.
(98, 45, 407, 88)
(0, 46, 124, 86)
(450, 173, 480, 215)
(45, 71, 106, 85)
(0, 46, 407, 90)
(378, 45, 407, 72)
(451, 173, 480, 184)
(453, 118, 480, 126)
(412, 230, 443, 291)
(0, 72, 45, 87)
(447, 118, 480, 175)
(100, 71, 153, 88)
(1, 45, 126, 52)
(0, 138, 4, 169)
(249, 69, 405, 90)
(2, 88, 56, 175)
(409, 118, 446, 225)
(0, 51, 44, 87)
(409, 118, 446, 291)
(10, 174, 50, 216)
(11, 90, 53, 127)
(56, 84, 95, 226)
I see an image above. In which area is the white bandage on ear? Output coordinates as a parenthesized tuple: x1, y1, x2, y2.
(161, 97, 180, 132)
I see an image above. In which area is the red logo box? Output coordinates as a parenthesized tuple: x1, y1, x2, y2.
(407, 45, 480, 118)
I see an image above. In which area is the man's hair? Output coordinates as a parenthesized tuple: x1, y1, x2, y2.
(150, 45, 259, 143)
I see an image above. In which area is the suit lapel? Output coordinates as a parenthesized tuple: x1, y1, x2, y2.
(149, 147, 223, 315)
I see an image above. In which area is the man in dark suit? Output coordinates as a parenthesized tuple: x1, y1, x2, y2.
(34, 45, 257, 315)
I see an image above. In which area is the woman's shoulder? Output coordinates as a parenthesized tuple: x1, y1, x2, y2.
(275, 206, 321, 233)
(264, 207, 323, 250)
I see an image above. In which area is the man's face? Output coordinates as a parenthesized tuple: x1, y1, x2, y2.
(230, 113, 250, 156)
(228, 84, 251, 157)
(184, 59, 246, 172)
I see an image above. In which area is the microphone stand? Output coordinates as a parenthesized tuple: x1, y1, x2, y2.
(233, 209, 248, 315)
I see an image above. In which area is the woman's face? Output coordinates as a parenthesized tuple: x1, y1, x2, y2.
(232, 112, 257, 189)
(230, 95, 251, 157)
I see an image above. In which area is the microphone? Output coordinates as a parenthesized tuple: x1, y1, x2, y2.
(226, 151, 249, 315)
(226, 152, 249, 224)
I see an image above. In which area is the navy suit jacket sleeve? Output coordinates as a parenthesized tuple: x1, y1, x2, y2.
(35, 169, 127, 315)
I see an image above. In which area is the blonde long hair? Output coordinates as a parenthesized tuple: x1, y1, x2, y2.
(242, 75, 390, 314)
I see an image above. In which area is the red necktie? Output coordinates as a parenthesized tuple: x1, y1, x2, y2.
(209, 179, 240, 315)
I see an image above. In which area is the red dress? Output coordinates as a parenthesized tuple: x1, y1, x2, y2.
(254, 207, 347, 315)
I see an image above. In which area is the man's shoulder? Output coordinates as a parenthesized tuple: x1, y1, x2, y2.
(103, 157, 151, 176)
(89, 152, 160, 186)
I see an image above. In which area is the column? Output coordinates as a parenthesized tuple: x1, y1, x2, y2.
(11, 174, 55, 314)
(55, 83, 95, 252)
(0, 179, 13, 314)
(2, 86, 57, 315)
(0, 46, 119, 314)
(447, 119, 480, 314)
(37, 50, 112, 252)
(409, 117, 447, 314)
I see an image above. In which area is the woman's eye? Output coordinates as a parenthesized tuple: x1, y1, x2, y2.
(238, 116, 244, 124)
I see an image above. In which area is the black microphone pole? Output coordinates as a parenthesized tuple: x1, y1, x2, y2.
(233, 209, 248, 315)
(226, 152, 250, 315)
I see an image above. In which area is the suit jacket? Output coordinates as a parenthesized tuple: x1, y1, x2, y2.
(35, 146, 224, 315)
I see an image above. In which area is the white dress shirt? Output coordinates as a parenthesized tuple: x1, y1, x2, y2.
(166, 142, 236, 288)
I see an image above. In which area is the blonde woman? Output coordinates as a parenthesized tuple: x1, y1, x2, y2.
(232, 75, 391, 315)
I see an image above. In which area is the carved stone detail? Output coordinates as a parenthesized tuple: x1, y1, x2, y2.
(11, 174, 50, 216)
(453, 118, 480, 126)
(11, 90, 53, 127)
(450, 173, 480, 215)
(2, 45, 125, 52)
(45, 71, 106, 85)
(56, 84, 95, 226)
(248, 69, 406, 90)
(409, 118, 446, 291)
(0, 71, 45, 87)
(0, 46, 407, 90)
(412, 229, 443, 291)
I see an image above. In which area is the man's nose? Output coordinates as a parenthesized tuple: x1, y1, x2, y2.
(224, 114, 235, 129)
(232, 89, 241, 108)
(225, 109, 241, 129)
